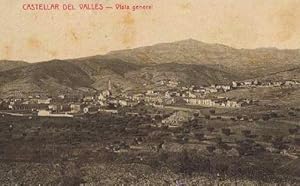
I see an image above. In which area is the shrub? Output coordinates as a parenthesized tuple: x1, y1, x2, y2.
(195, 133, 204, 141)
(272, 137, 288, 150)
(261, 135, 272, 142)
(241, 130, 251, 137)
(207, 127, 215, 132)
(206, 146, 216, 153)
(209, 110, 216, 114)
(222, 128, 231, 136)
(288, 128, 298, 135)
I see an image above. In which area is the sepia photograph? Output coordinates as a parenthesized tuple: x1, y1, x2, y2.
(0, 0, 299, 185)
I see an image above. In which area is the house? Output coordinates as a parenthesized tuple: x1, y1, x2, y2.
(272, 82, 282, 87)
(132, 93, 144, 101)
(98, 93, 106, 101)
(38, 110, 52, 116)
(232, 81, 238, 88)
(165, 98, 175, 105)
(48, 104, 71, 112)
(193, 87, 206, 93)
(70, 103, 82, 113)
(38, 110, 73, 118)
(99, 109, 118, 114)
(187, 91, 197, 98)
(146, 90, 156, 96)
(205, 87, 218, 93)
(144, 96, 163, 104)
(221, 85, 231, 92)
(223, 100, 242, 108)
(167, 80, 179, 87)
(186, 97, 245, 108)
(165, 91, 171, 98)
(285, 80, 298, 86)
(102, 90, 111, 97)
(253, 79, 259, 85)
(118, 100, 128, 107)
(243, 81, 253, 86)
(83, 96, 94, 102)
(9, 102, 48, 111)
(83, 106, 99, 114)
(58, 95, 65, 99)
(48, 104, 59, 111)
(37, 98, 52, 104)
(186, 98, 216, 107)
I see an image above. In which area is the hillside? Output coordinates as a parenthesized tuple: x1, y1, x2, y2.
(0, 60, 94, 97)
(106, 39, 300, 77)
(70, 58, 144, 91)
(0, 39, 299, 97)
(126, 63, 240, 86)
(0, 60, 28, 72)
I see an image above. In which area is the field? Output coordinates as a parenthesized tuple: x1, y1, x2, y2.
(0, 101, 299, 185)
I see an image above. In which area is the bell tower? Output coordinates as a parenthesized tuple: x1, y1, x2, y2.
(108, 79, 112, 91)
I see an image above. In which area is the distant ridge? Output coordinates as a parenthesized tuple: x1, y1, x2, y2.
(0, 39, 299, 97)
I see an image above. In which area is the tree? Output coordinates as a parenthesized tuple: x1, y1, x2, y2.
(207, 127, 215, 133)
(241, 130, 251, 137)
(209, 110, 216, 114)
(288, 128, 298, 135)
(195, 133, 204, 141)
(206, 145, 216, 153)
(222, 128, 231, 136)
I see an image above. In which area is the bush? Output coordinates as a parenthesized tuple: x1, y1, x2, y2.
(207, 127, 215, 132)
(206, 146, 216, 153)
(209, 110, 216, 114)
(242, 130, 252, 137)
(222, 128, 231, 136)
(261, 135, 272, 142)
(175, 150, 210, 175)
(237, 140, 264, 156)
(272, 137, 288, 150)
(195, 133, 204, 141)
(288, 128, 298, 135)
(219, 142, 232, 151)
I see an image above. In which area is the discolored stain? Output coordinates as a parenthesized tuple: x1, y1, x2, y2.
(179, 2, 192, 12)
(2, 45, 12, 59)
(98, 46, 108, 53)
(122, 32, 136, 46)
(70, 30, 79, 41)
(47, 50, 58, 58)
(27, 37, 42, 49)
(120, 12, 136, 47)
(122, 12, 135, 26)
(66, 29, 81, 43)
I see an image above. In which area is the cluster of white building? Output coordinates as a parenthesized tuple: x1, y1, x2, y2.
(185, 97, 250, 108)
(2, 78, 298, 117)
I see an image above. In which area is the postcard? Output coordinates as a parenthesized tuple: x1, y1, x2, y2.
(0, 0, 299, 185)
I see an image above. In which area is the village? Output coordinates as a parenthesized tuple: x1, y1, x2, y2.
(0, 79, 298, 118)
(0, 78, 299, 184)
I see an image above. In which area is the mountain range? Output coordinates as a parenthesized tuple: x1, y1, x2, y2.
(0, 39, 299, 97)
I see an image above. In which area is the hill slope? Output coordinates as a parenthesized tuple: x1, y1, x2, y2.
(106, 39, 300, 77)
(0, 39, 299, 97)
(0, 60, 28, 72)
(0, 60, 94, 97)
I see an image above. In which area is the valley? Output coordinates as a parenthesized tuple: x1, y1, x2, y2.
(0, 39, 299, 185)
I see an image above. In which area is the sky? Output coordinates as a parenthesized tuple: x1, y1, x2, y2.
(1, 0, 300, 62)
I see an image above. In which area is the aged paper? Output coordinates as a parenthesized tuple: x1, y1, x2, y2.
(0, 0, 299, 185)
